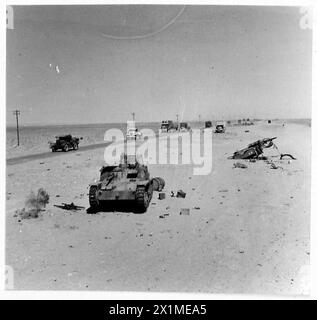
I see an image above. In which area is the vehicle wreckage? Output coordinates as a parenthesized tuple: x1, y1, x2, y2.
(229, 137, 296, 160)
(88, 154, 164, 213)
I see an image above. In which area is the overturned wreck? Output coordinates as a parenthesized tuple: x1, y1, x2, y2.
(229, 137, 296, 160)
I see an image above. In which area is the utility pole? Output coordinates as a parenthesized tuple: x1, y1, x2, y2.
(13, 109, 20, 146)
(176, 114, 179, 123)
(131, 112, 135, 121)
(198, 114, 201, 125)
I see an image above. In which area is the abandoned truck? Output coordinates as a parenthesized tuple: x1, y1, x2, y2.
(88, 155, 153, 213)
(49, 135, 82, 152)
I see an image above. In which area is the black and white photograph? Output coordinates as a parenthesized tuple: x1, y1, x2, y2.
(3, 1, 314, 297)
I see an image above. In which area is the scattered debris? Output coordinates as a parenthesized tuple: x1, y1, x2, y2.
(233, 162, 248, 169)
(151, 177, 165, 192)
(158, 192, 166, 200)
(170, 191, 175, 197)
(180, 208, 190, 215)
(193, 207, 200, 210)
(280, 153, 296, 160)
(176, 190, 186, 198)
(54, 202, 85, 211)
(219, 189, 228, 193)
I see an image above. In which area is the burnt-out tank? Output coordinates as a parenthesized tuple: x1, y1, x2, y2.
(88, 155, 153, 213)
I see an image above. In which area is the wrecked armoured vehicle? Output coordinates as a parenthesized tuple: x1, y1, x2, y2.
(230, 137, 277, 159)
(50, 135, 82, 152)
(88, 155, 153, 213)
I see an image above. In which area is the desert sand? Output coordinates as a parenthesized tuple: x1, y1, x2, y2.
(6, 120, 310, 295)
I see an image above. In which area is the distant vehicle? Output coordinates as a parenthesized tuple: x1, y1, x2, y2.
(242, 118, 253, 126)
(160, 120, 178, 133)
(126, 120, 142, 139)
(49, 134, 82, 152)
(179, 122, 191, 132)
(205, 121, 212, 128)
(88, 154, 153, 213)
(214, 122, 226, 133)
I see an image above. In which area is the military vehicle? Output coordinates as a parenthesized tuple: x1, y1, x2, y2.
(88, 154, 153, 213)
(214, 122, 226, 133)
(126, 120, 142, 139)
(49, 135, 82, 152)
(230, 137, 277, 159)
(179, 122, 190, 132)
(205, 121, 212, 128)
(160, 120, 178, 133)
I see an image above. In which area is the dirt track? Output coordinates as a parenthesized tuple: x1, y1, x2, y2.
(7, 142, 112, 165)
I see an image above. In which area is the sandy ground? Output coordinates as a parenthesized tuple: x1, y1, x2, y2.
(6, 121, 310, 295)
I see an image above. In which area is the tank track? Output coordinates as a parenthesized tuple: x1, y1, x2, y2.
(135, 184, 153, 213)
(89, 185, 99, 208)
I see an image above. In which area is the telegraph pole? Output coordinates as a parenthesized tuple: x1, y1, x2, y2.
(13, 109, 20, 146)
(132, 112, 135, 121)
(198, 114, 201, 125)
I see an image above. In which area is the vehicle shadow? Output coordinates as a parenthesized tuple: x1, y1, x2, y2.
(86, 201, 146, 214)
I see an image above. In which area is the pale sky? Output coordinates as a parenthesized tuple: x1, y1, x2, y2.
(6, 5, 312, 125)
